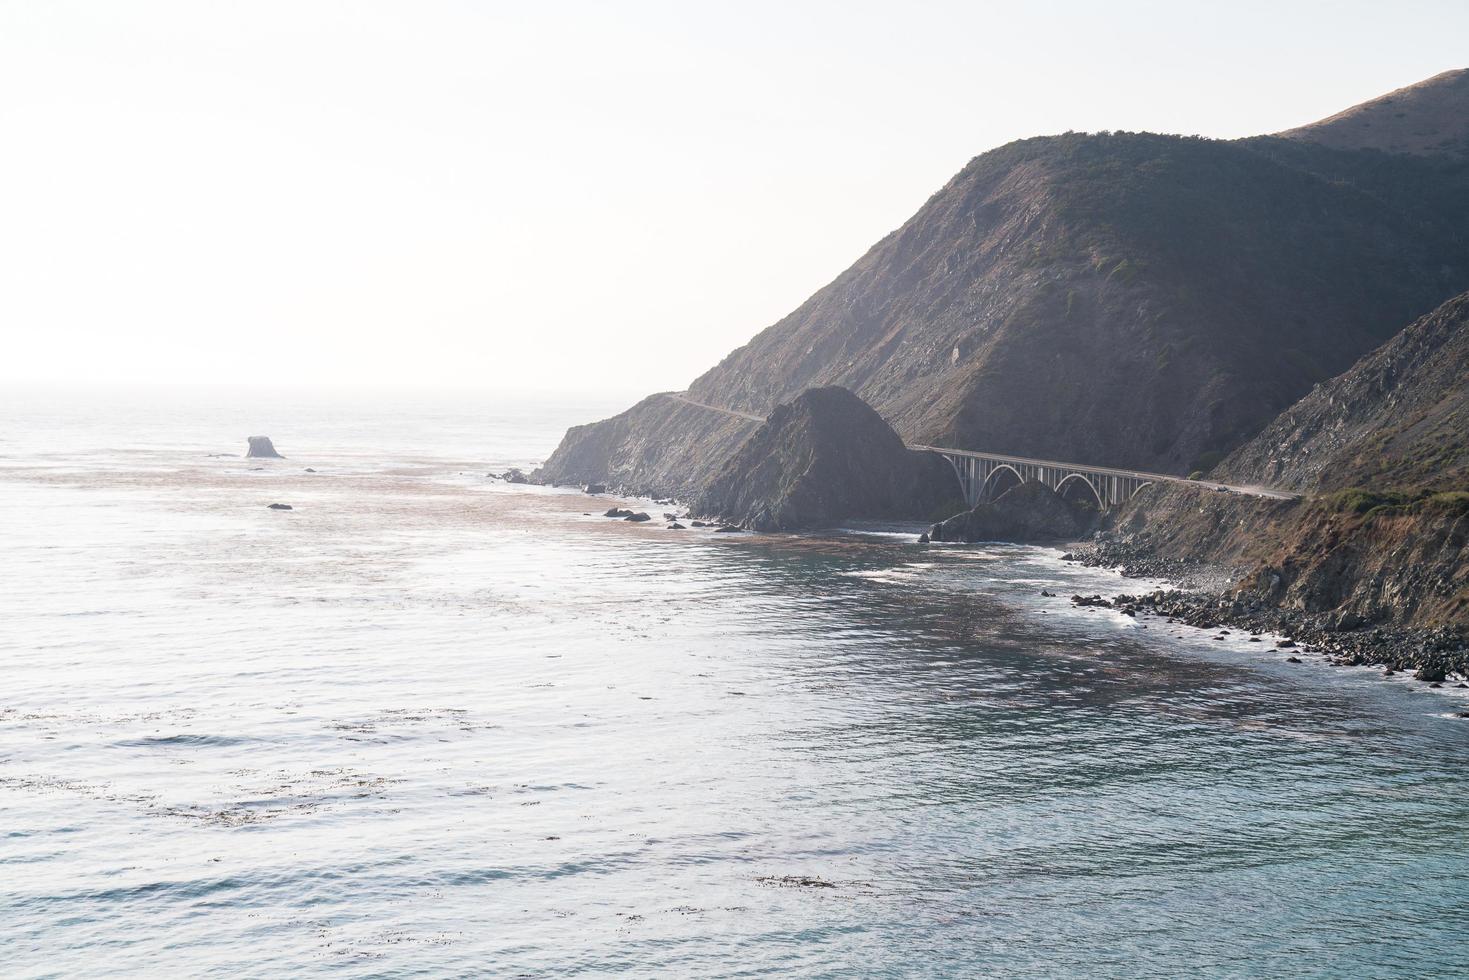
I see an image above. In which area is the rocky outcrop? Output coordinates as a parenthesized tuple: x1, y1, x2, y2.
(534, 393, 757, 498)
(928, 480, 1092, 543)
(246, 436, 284, 459)
(688, 387, 962, 531)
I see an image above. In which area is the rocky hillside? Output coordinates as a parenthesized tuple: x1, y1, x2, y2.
(1110, 290, 1469, 627)
(539, 73, 1469, 495)
(687, 387, 960, 531)
(1218, 290, 1469, 494)
(534, 393, 755, 498)
(1278, 68, 1469, 157)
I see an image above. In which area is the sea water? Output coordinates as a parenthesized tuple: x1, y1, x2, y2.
(2, 386, 1468, 977)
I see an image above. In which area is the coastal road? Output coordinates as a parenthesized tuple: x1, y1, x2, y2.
(663, 392, 765, 423)
(661, 392, 1301, 502)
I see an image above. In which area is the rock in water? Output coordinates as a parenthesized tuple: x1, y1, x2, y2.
(246, 436, 284, 459)
(267, 503, 293, 510)
(688, 386, 962, 531)
(929, 480, 1091, 543)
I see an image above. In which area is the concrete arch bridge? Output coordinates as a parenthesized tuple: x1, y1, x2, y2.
(913, 446, 1185, 510)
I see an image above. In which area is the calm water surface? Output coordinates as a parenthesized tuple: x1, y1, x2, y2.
(2, 387, 1468, 977)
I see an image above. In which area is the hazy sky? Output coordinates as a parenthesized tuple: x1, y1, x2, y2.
(3, 1, 1466, 394)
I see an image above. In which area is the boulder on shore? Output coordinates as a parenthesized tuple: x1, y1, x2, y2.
(929, 480, 1092, 543)
(246, 436, 284, 459)
(688, 386, 962, 531)
(623, 512, 652, 522)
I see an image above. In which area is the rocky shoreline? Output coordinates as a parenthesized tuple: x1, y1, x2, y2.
(528, 473, 1469, 697)
(1064, 539, 1469, 693)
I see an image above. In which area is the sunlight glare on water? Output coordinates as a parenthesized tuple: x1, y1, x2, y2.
(2, 387, 1468, 977)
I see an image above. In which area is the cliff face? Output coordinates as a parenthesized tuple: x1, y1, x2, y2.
(1115, 291, 1469, 627)
(542, 80, 1469, 494)
(687, 387, 961, 531)
(1217, 291, 1469, 494)
(534, 393, 756, 498)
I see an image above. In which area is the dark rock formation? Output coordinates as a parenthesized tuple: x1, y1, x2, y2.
(584, 483, 607, 494)
(246, 436, 284, 459)
(604, 508, 633, 518)
(928, 480, 1091, 543)
(501, 469, 529, 484)
(623, 512, 652, 523)
(687, 387, 962, 532)
(267, 503, 293, 510)
(535, 393, 756, 498)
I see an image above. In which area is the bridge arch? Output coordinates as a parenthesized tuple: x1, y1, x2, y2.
(930, 452, 969, 505)
(1055, 472, 1105, 511)
(1128, 480, 1155, 500)
(980, 464, 1024, 502)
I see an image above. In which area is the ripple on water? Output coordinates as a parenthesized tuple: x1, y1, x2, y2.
(2, 402, 1469, 977)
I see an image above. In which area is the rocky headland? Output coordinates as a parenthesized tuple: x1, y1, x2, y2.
(688, 386, 961, 531)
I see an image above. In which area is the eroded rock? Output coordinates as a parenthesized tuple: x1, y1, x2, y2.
(246, 436, 284, 459)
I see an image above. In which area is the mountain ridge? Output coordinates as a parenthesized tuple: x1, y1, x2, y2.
(539, 72, 1469, 514)
(1277, 68, 1469, 157)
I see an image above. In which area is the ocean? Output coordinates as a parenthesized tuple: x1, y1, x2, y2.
(3, 386, 1468, 977)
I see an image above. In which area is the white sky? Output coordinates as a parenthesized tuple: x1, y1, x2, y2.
(2, 0, 1465, 394)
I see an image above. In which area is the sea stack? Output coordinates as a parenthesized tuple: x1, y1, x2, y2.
(246, 436, 285, 459)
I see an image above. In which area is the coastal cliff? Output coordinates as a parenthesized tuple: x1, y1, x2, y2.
(537, 70, 1469, 637)
(541, 86, 1469, 492)
(1106, 290, 1469, 628)
(535, 393, 757, 498)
